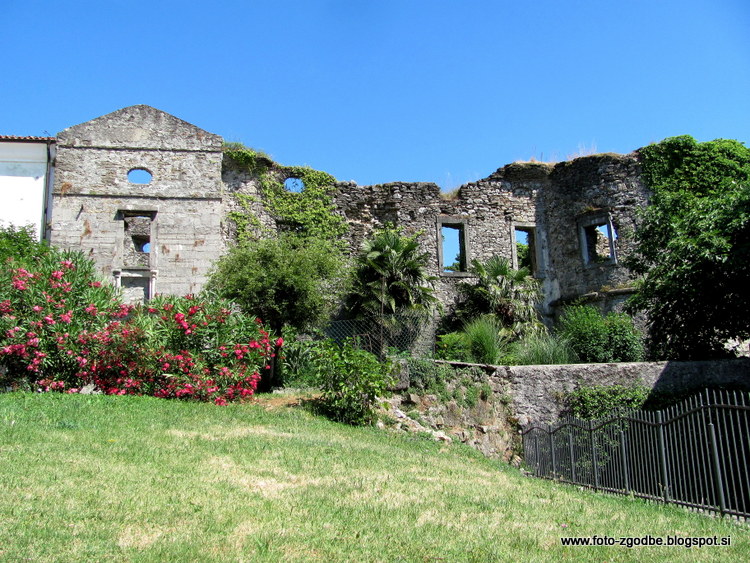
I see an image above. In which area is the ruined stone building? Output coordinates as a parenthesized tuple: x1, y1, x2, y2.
(1, 105, 650, 316)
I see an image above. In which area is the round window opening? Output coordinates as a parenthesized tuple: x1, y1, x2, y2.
(284, 177, 305, 193)
(127, 168, 153, 184)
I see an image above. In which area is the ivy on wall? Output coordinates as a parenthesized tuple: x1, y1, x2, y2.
(223, 144, 348, 245)
(627, 135, 750, 360)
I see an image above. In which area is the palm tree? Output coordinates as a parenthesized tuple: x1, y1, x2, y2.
(347, 225, 438, 318)
(456, 256, 543, 337)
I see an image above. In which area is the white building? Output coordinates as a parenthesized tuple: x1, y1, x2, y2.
(0, 136, 55, 240)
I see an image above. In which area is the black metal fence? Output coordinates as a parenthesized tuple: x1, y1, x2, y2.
(522, 389, 750, 519)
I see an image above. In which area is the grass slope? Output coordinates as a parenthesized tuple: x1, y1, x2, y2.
(0, 392, 746, 562)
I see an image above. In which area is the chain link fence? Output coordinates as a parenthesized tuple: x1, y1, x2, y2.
(324, 312, 434, 358)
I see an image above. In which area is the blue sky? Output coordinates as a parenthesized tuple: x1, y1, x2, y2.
(2, 0, 749, 189)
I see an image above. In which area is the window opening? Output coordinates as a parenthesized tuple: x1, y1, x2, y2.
(439, 222, 467, 273)
(122, 214, 153, 268)
(580, 216, 617, 265)
(513, 226, 537, 273)
(284, 177, 304, 192)
(127, 168, 152, 184)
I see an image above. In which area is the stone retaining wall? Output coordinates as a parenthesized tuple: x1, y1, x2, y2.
(430, 358, 750, 425)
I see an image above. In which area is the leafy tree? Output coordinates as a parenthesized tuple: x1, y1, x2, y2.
(207, 235, 349, 333)
(346, 225, 438, 318)
(453, 256, 543, 337)
(0, 224, 48, 264)
(627, 136, 750, 360)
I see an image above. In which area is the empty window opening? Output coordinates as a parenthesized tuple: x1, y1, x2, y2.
(580, 216, 617, 265)
(284, 177, 304, 192)
(440, 224, 467, 273)
(513, 226, 537, 274)
(127, 168, 153, 184)
(122, 214, 153, 268)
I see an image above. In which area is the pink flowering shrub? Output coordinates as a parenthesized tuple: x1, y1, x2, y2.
(76, 294, 276, 404)
(0, 248, 123, 386)
(0, 240, 278, 404)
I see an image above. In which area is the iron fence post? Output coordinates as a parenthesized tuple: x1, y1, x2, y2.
(549, 425, 557, 479)
(589, 419, 600, 490)
(708, 422, 727, 516)
(568, 431, 576, 483)
(619, 429, 630, 493)
(656, 410, 671, 502)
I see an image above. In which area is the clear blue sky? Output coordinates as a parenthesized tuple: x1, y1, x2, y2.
(2, 0, 749, 189)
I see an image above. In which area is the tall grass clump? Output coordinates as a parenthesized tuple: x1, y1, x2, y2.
(462, 315, 510, 365)
(511, 331, 578, 365)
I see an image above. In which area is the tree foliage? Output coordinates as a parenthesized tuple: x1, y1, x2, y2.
(627, 136, 750, 360)
(454, 256, 543, 337)
(346, 225, 438, 318)
(207, 235, 350, 333)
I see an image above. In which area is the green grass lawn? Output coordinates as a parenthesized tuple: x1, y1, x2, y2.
(0, 392, 746, 562)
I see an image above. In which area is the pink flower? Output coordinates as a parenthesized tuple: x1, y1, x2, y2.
(85, 304, 98, 316)
(61, 260, 75, 270)
(89, 281, 102, 288)
(50, 271, 64, 280)
(59, 311, 73, 323)
(275, 337, 284, 347)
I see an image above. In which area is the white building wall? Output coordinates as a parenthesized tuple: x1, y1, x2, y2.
(0, 141, 53, 240)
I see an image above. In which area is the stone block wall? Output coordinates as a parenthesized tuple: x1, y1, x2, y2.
(49, 106, 226, 300)
(497, 359, 750, 424)
(47, 105, 651, 318)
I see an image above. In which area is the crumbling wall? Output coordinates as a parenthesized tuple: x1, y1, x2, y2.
(50, 105, 226, 301)
(542, 153, 649, 313)
(48, 105, 650, 317)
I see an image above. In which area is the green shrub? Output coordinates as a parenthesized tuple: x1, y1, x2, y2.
(277, 330, 328, 388)
(207, 235, 349, 332)
(511, 331, 578, 365)
(434, 331, 472, 362)
(605, 312, 645, 363)
(405, 358, 453, 401)
(0, 224, 48, 264)
(557, 305, 644, 363)
(565, 385, 651, 419)
(318, 339, 393, 425)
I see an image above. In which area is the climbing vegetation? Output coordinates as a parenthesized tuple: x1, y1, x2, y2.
(223, 144, 348, 245)
(628, 136, 750, 360)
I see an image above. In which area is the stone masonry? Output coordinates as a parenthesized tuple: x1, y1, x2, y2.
(50, 106, 225, 302)
(49, 105, 649, 316)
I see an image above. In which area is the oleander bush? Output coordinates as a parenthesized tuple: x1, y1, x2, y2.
(0, 230, 277, 403)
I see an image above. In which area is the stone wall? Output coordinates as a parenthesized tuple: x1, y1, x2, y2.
(390, 359, 750, 460)
(49, 106, 226, 300)
(433, 358, 750, 425)
(48, 105, 650, 319)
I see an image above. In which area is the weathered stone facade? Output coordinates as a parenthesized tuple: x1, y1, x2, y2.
(48, 105, 649, 316)
(50, 106, 225, 301)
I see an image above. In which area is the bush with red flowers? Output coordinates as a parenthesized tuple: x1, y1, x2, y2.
(0, 229, 277, 403)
